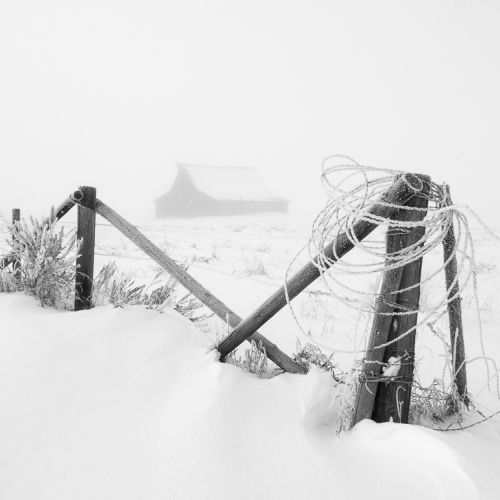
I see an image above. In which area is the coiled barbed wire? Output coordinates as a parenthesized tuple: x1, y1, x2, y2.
(284, 155, 498, 397)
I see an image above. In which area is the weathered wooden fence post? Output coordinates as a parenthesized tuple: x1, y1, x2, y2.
(75, 187, 96, 311)
(351, 213, 406, 425)
(12, 209, 21, 277)
(12, 209, 20, 225)
(352, 174, 430, 425)
(442, 184, 468, 406)
(371, 174, 430, 423)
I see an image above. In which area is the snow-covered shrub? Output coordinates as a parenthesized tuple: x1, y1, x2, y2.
(226, 339, 268, 377)
(241, 256, 269, 277)
(410, 378, 467, 426)
(474, 260, 498, 274)
(91, 261, 211, 325)
(91, 262, 144, 307)
(299, 291, 335, 320)
(292, 340, 342, 381)
(0, 211, 80, 308)
(244, 340, 268, 376)
(255, 243, 272, 254)
(0, 265, 18, 293)
(191, 255, 214, 264)
(210, 240, 220, 261)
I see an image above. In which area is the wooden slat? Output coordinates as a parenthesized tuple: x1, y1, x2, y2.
(216, 173, 424, 360)
(93, 199, 302, 374)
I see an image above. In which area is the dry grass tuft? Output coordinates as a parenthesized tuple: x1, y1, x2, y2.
(240, 256, 269, 277)
(91, 261, 211, 325)
(226, 340, 268, 377)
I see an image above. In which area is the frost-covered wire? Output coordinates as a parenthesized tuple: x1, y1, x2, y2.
(284, 155, 499, 413)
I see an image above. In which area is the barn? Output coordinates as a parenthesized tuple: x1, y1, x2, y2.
(154, 163, 289, 218)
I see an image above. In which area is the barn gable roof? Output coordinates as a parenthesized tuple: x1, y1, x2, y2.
(175, 163, 288, 202)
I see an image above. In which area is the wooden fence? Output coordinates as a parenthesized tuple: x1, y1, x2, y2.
(1, 174, 468, 425)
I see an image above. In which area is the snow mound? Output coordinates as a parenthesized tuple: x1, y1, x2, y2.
(1, 293, 499, 499)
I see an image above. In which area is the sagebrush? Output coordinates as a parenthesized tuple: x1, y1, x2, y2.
(0, 210, 80, 308)
(92, 261, 211, 325)
(226, 339, 268, 377)
(292, 339, 342, 380)
(0, 212, 211, 325)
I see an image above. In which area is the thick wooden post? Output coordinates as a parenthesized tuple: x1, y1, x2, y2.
(75, 187, 96, 311)
(216, 174, 424, 360)
(371, 175, 430, 424)
(351, 221, 406, 425)
(442, 185, 468, 405)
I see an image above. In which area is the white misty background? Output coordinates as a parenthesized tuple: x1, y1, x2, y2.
(0, 0, 498, 226)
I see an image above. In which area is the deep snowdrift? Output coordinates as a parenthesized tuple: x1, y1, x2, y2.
(1, 293, 500, 500)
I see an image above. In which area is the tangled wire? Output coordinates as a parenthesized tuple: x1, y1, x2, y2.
(284, 155, 500, 430)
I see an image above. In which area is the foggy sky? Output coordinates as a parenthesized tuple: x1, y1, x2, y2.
(0, 0, 499, 225)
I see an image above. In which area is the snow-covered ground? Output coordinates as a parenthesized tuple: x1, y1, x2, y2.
(1, 212, 500, 499)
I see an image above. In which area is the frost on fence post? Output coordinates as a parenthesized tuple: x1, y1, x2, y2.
(352, 174, 430, 425)
(442, 185, 468, 406)
(75, 187, 96, 311)
(12, 209, 20, 278)
(372, 175, 430, 423)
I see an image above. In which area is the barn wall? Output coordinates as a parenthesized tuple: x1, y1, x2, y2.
(156, 198, 289, 218)
(155, 169, 289, 217)
(157, 198, 288, 218)
(214, 200, 288, 215)
(156, 191, 216, 218)
(155, 170, 217, 218)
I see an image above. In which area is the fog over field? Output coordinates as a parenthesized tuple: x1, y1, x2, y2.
(2, 3, 500, 497)
(0, 1, 499, 226)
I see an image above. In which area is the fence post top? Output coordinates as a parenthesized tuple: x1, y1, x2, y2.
(71, 186, 96, 211)
(71, 190, 84, 202)
(401, 173, 424, 193)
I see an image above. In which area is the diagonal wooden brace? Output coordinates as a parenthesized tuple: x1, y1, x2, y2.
(216, 173, 424, 360)
(70, 193, 302, 374)
(52, 195, 77, 221)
